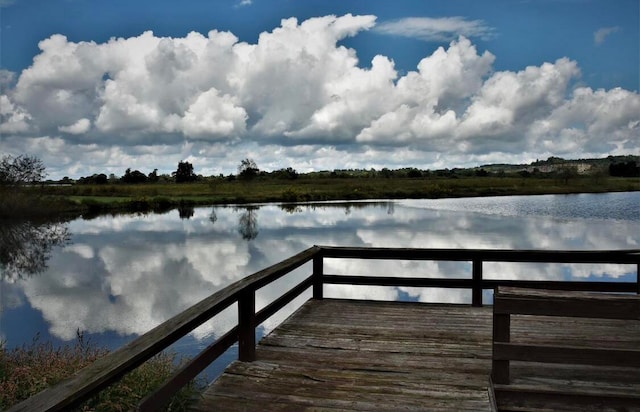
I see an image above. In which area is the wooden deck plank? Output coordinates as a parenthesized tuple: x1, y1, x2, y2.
(191, 299, 640, 411)
(192, 300, 494, 411)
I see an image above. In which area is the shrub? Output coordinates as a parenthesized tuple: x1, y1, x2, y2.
(0, 333, 203, 411)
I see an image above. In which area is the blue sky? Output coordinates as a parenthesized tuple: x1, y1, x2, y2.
(0, 0, 638, 178)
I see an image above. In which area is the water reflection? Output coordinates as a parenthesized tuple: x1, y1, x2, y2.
(0, 193, 638, 352)
(0, 220, 70, 281)
(237, 206, 259, 240)
(178, 204, 195, 220)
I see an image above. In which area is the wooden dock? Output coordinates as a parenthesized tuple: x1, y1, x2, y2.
(191, 298, 640, 411)
(8, 247, 639, 412)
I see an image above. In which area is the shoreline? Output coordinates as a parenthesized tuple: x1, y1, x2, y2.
(2, 175, 639, 220)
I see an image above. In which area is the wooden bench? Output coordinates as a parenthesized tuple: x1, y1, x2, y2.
(491, 287, 640, 411)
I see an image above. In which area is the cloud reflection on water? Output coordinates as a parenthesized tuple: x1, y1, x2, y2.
(2, 193, 638, 347)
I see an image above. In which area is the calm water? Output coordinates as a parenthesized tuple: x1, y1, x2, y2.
(1, 192, 639, 378)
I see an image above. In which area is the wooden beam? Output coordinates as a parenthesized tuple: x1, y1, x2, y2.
(313, 254, 323, 300)
(494, 287, 640, 320)
(472, 259, 483, 307)
(492, 312, 510, 384)
(323, 275, 473, 288)
(255, 275, 313, 325)
(483, 279, 637, 293)
(493, 383, 640, 409)
(138, 326, 238, 411)
(318, 246, 640, 264)
(238, 289, 256, 362)
(493, 342, 640, 367)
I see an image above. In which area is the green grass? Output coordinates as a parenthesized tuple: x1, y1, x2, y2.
(6, 175, 640, 218)
(0, 333, 203, 411)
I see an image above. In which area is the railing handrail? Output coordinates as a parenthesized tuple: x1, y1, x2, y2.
(8, 246, 640, 412)
(8, 246, 320, 412)
(319, 246, 640, 263)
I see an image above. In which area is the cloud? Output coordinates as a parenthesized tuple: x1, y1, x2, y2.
(59, 118, 91, 134)
(12, 198, 638, 341)
(0, 94, 31, 133)
(594, 26, 620, 45)
(0, 14, 638, 179)
(0, 69, 16, 90)
(374, 16, 496, 42)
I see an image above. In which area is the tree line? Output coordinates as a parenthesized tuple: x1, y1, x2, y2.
(72, 158, 294, 185)
(1, 154, 639, 188)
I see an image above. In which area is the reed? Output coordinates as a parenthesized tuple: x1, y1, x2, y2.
(0, 332, 203, 411)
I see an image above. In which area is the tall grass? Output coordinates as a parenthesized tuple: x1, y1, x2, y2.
(6, 175, 640, 218)
(0, 332, 203, 411)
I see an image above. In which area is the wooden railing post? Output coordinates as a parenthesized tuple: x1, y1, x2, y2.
(472, 259, 483, 307)
(492, 311, 511, 384)
(238, 289, 256, 362)
(313, 254, 324, 300)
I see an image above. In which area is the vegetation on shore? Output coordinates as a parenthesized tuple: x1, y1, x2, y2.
(1, 154, 638, 219)
(43, 174, 640, 216)
(0, 333, 203, 411)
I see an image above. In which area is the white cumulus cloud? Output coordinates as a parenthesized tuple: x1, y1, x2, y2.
(59, 118, 91, 134)
(0, 14, 638, 179)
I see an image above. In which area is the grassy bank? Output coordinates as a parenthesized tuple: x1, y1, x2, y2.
(0, 334, 203, 411)
(4, 175, 639, 218)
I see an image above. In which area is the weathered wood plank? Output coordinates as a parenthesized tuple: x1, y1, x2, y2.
(494, 287, 640, 319)
(192, 300, 495, 411)
(319, 246, 640, 264)
(194, 298, 640, 411)
(494, 342, 640, 367)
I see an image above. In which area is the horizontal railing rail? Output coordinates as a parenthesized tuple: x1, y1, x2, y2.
(9, 246, 640, 412)
(318, 247, 640, 304)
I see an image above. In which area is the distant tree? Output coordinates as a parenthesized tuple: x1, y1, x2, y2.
(173, 161, 196, 183)
(545, 156, 565, 164)
(273, 167, 298, 180)
(238, 158, 259, 180)
(609, 161, 640, 177)
(379, 168, 393, 178)
(406, 168, 422, 178)
(475, 169, 489, 177)
(94, 173, 108, 184)
(121, 168, 148, 184)
(77, 174, 108, 185)
(148, 169, 159, 183)
(0, 154, 46, 186)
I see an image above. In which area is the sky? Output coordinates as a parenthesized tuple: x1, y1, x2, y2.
(0, 0, 638, 179)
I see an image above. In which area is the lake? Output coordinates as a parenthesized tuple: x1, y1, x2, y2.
(1, 192, 639, 380)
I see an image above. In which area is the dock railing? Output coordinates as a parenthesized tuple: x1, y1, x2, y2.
(491, 286, 640, 406)
(8, 246, 640, 412)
